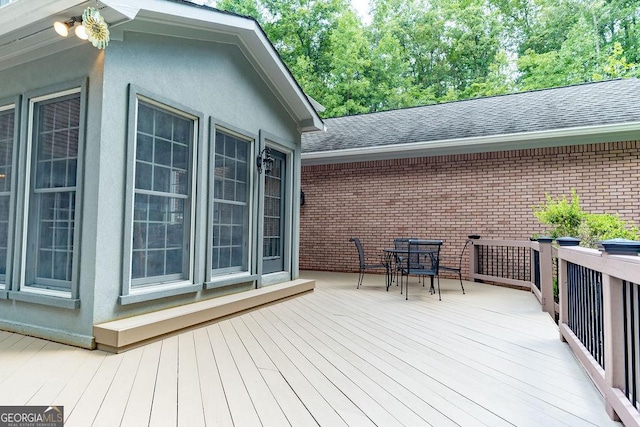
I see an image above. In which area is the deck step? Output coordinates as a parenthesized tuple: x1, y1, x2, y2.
(94, 279, 315, 353)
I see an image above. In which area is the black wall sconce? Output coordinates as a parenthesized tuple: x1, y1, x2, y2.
(300, 191, 305, 206)
(256, 147, 274, 174)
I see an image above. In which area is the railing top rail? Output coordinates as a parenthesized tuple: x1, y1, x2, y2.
(474, 239, 535, 249)
(559, 246, 640, 284)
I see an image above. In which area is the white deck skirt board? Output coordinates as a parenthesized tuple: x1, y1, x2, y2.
(93, 279, 315, 351)
(0, 272, 622, 426)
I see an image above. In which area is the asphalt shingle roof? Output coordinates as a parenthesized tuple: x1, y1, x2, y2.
(302, 78, 640, 153)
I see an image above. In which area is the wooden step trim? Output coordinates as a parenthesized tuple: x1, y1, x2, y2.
(94, 279, 315, 353)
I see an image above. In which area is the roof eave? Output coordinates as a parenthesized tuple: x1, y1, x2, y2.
(301, 122, 640, 166)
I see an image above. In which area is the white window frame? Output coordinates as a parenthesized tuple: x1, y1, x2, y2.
(18, 84, 85, 302)
(120, 86, 202, 304)
(206, 122, 257, 288)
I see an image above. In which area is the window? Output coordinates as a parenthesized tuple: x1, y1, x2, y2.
(211, 130, 251, 275)
(0, 104, 15, 286)
(24, 90, 81, 293)
(130, 100, 195, 288)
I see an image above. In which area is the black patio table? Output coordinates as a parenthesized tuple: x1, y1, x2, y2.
(383, 244, 439, 293)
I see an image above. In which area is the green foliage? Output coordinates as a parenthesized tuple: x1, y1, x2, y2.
(578, 213, 640, 248)
(533, 190, 584, 238)
(211, 0, 640, 118)
(594, 42, 638, 80)
(533, 190, 640, 248)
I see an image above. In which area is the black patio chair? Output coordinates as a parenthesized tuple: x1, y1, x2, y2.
(349, 237, 386, 289)
(392, 237, 419, 286)
(439, 239, 473, 294)
(400, 239, 442, 300)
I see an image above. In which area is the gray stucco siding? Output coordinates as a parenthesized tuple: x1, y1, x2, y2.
(92, 31, 301, 324)
(0, 44, 103, 347)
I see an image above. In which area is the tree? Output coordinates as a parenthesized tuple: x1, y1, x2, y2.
(322, 11, 372, 116)
(215, 0, 263, 20)
(211, 0, 640, 117)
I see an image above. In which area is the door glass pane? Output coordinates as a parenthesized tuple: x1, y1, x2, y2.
(212, 131, 250, 274)
(262, 149, 285, 274)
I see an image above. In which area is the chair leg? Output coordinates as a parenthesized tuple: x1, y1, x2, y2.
(405, 274, 408, 300)
(357, 268, 364, 289)
(437, 276, 441, 301)
(459, 272, 465, 294)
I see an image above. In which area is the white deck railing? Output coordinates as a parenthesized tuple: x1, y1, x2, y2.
(470, 238, 640, 426)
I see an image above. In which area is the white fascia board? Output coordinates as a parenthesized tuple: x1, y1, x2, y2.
(105, 0, 323, 132)
(301, 121, 640, 165)
(99, 0, 143, 19)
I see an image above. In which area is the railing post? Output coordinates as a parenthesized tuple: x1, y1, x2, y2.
(558, 254, 568, 342)
(602, 271, 624, 421)
(537, 236, 554, 317)
(469, 236, 480, 282)
(600, 239, 640, 423)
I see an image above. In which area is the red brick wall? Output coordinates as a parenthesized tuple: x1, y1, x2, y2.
(300, 141, 640, 275)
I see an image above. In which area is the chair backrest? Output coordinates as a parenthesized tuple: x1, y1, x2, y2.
(407, 239, 442, 272)
(395, 237, 420, 267)
(394, 238, 417, 250)
(349, 237, 366, 268)
(457, 239, 473, 269)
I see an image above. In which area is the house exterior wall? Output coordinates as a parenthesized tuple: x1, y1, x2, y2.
(300, 141, 640, 276)
(0, 44, 103, 346)
(0, 29, 303, 347)
(94, 32, 301, 325)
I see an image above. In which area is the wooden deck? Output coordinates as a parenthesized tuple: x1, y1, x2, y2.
(0, 271, 622, 426)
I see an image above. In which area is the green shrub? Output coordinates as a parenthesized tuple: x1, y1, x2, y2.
(533, 189, 584, 238)
(578, 213, 640, 248)
(533, 189, 640, 247)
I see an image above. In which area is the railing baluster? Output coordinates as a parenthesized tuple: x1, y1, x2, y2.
(587, 270, 600, 360)
(624, 280, 630, 405)
(632, 283, 638, 410)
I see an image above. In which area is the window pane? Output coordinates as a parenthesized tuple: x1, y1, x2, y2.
(174, 118, 190, 144)
(136, 134, 153, 162)
(35, 97, 79, 190)
(135, 162, 152, 190)
(0, 195, 9, 277)
(138, 104, 154, 134)
(212, 131, 250, 273)
(131, 101, 192, 285)
(34, 192, 75, 285)
(166, 248, 183, 274)
(0, 108, 14, 281)
(153, 165, 170, 193)
(0, 109, 14, 192)
(155, 138, 172, 167)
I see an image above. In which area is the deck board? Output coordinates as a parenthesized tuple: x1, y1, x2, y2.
(207, 323, 262, 427)
(119, 341, 162, 427)
(149, 336, 179, 427)
(240, 312, 347, 427)
(191, 328, 234, 427)
(0, 271, 623, 426)
(91, 347, 144, 427)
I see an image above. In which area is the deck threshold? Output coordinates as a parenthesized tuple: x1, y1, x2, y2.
(94, 279, 315, 353)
